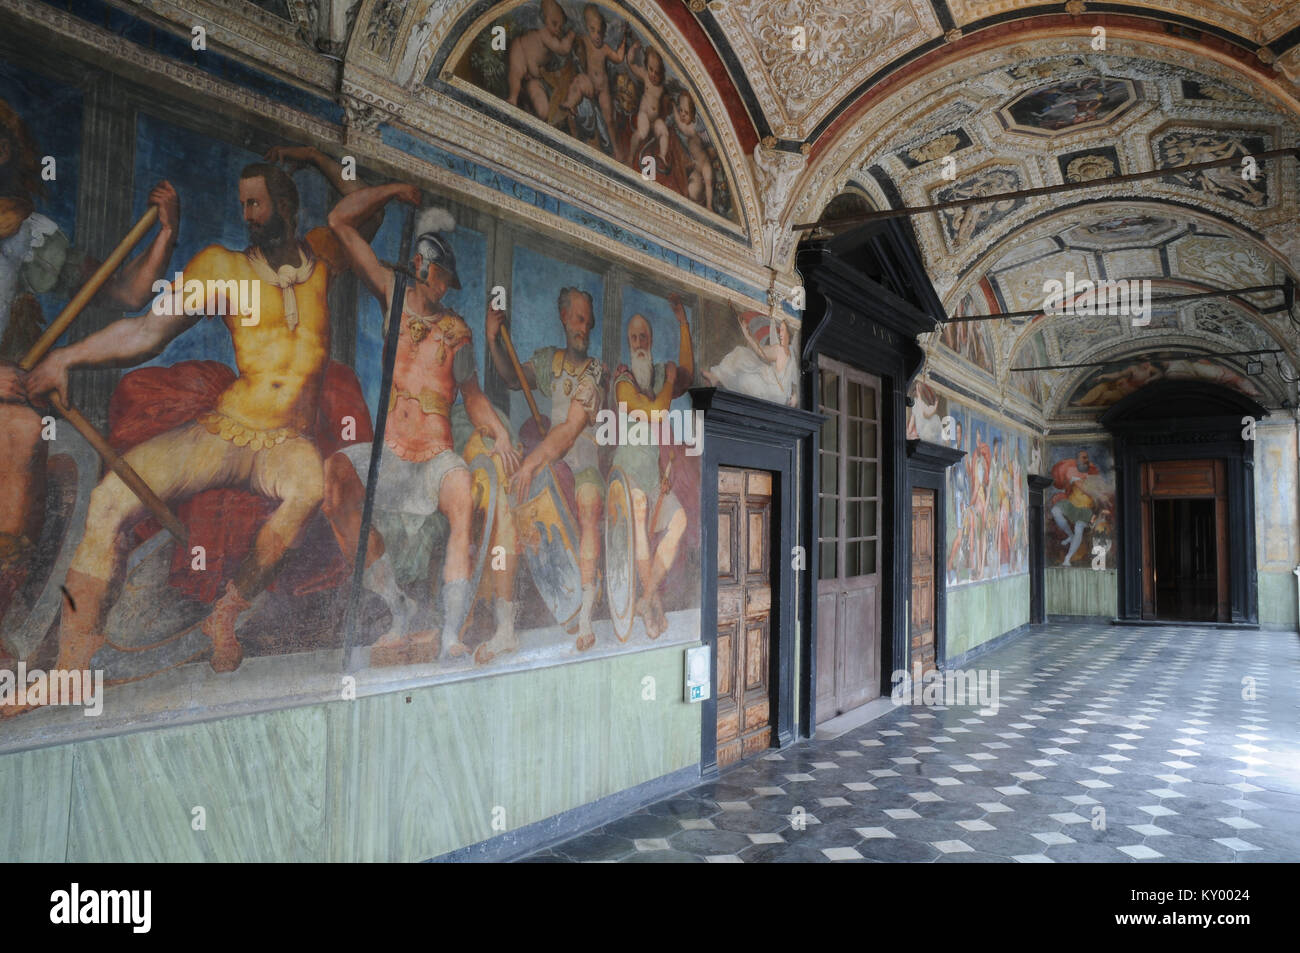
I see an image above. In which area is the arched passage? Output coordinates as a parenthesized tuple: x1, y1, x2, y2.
(1102, 380, 1266, 625)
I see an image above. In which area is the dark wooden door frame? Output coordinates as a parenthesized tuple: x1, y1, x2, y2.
(692, 387, 824, 779)
(1027, 474, 1053, 625)
(906, 439, 966, 666)
(797, 232, 943, 730)
(1102, 381, 1265, 625)
(1139, 459, 1229, 622)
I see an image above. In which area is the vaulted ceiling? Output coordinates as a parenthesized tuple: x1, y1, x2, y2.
(682, 1, 1300, 424)
(168, 0, 1300, 423)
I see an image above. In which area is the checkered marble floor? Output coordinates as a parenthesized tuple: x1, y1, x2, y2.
(520, 623, 1300, 863)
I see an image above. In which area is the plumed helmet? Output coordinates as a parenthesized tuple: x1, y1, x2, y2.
(413, 230, 461, 289)
(412, 206, 460, 289)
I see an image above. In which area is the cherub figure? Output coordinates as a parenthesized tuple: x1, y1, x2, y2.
(626, 40, 667, 167)
(506, 0, 576, 119)
(559, 4, 628, 158)
(662, 90, 714, 209)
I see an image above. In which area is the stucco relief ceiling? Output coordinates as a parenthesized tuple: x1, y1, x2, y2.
(938, 200, 1300, 421)
(844, 47, 1297, 286)
(945, 0, 1300, 45)
(806, 35, 1300, 419)
(704, 0, 944, 141)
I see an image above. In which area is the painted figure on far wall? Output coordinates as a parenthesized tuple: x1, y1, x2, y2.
(906, 380, 943, 442)
(21, 155, 367, 695)
(611, 297, 691, 638)
(703, 310, 797, 407)
(487, 286, 608, 651)
(325, 183, 521, 667)
(0, 96, 180, 643)
(1048, 448, 1113, 566)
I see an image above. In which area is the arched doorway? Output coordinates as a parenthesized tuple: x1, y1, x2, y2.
(1103, 381, 1265, 625)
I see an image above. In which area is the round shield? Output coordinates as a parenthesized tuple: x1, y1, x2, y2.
(604, 466, 636, 642)
(516, 464, 583, 628)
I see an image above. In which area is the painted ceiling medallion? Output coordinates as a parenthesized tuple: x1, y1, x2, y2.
(998, 77, 1141, 136)
(1062, 214, 1181, 248)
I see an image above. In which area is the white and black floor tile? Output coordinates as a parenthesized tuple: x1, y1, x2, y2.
(520, 624, 1300, 863)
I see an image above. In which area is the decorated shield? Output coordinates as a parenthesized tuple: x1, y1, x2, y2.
(462, 439, 500, 639)
(604, 466, 637, 642)
(515, 464, 583, 628)
(2, 427, 100, 661)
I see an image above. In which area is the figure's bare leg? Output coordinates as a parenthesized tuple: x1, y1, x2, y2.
(506, 47, 526, 106)
(598, 88, 620, 160)
(205, 440, 325, 673)
(697, 150, 714, 208)
(321, 454, 420, 658)
(562, 74, 593, 114)
(628, 112, 651, 168)
(575, 483, 603, 651)
(322, 454, 384, 566)
(630, 488, 656, 637)
(645, 508, 686, 637)
(436, 467, 474, 659)
(653, 118, 670, 164)
(525, 76, 550, 119)
(0, 404, 45, 626)
(0, 403, 46, 543)
(476, 500, 519, 666)
(686, 169, 704, 205)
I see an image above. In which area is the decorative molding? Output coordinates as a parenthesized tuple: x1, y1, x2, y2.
(751, 143, 807, 269)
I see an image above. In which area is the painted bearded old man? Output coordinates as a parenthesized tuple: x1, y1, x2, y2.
(486, 287, 607, 651)
(610, 300, 692, 638)
(23, 156, 372, 685)
(0, 96, 178, 646)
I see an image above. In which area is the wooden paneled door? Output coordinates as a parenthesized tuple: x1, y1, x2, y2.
(1140, 459, 1228, 622)
(715, 467, 775, 768)
(910, 488, 937, 674)
(816, 357, 882, 722)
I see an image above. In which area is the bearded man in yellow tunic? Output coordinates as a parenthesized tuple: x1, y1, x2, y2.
(25, 158, 369, 676)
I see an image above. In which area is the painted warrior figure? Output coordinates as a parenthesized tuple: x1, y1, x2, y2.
(23, 152, 368, 685)
(0, 97, 178, 645)
(487, 287, 607, 651)
(325, 183, 519, 666)
(1050, 449, 1100, 565)
(611, 299, 692, 638)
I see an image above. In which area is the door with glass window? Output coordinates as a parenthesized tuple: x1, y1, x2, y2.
(816, 357, 882, 721)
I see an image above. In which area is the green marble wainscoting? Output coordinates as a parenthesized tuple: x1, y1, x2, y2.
(1259, 571, 1299, 629)
(1046, 567, 1116, 619)
(0, 644, 701, 862)
(945, 574, 1030, 660)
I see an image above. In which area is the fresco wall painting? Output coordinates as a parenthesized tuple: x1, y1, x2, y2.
(450, 0, 738, 222)
(943, 405, 1033, 588)
(0, 42, 785, 738)
(1042, 441, 1116, 570)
